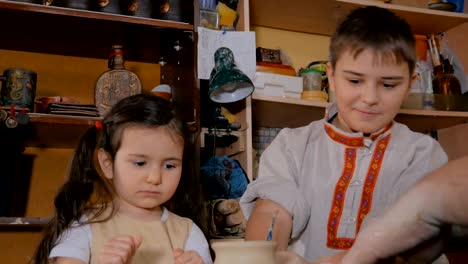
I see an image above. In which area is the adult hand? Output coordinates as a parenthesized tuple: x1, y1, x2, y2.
(342, 156, 468, 264)
(98, 235, 142, 264)
(341, 191, 447, 264)
(174, 248, 204, 264)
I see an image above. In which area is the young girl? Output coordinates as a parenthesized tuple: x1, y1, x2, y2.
(33, 94, 212, 264)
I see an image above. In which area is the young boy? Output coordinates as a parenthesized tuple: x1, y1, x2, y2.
(240, 6, 448, 261)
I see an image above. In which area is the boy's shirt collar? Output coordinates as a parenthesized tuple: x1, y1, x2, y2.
(324, 103, 393, 148)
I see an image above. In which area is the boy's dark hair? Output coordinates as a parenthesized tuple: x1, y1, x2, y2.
(32, 94, 208, 263)
(329, 6, 417, 74)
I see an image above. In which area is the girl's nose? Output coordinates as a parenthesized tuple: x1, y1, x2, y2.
(146, 169, 161, 185)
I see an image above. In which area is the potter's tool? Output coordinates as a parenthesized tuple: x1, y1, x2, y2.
(266, 210, 279, 241)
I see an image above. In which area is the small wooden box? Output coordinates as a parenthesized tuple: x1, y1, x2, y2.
(256, 47, 282, 64)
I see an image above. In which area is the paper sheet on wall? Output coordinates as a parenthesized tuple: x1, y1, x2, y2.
(197, 27, 256, 80)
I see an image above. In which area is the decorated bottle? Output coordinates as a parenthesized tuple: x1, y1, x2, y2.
(95, 45, 142, 116)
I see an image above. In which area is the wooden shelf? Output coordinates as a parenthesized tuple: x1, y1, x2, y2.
(395, 109, 468, 133)
(28, 113, 100, 148)
(0, 0, 193, 62)
(201, 127, 246, 157)
(0, 1, 193, 30)
(250, 0, 468, 35)
(0, 217, 49, 231)
(1, 114, 100, 149)
(252, 94, 468, 132)
(28, 113, 101, 124)
(252, 94, 328, 128)
(0, 217, 49, 227)
(253, 94, 328, 108)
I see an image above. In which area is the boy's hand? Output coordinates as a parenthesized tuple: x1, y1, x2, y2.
(245, 199, 293, 251)
(98, 235, 142, 264)
(174, 248, 204, 264)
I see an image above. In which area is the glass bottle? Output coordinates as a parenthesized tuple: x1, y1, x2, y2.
(95, 45, 142, 116)
(432, 63, 461, 95)
(432, 61, 462, 111)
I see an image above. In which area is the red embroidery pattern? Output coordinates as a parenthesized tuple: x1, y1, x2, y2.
(370, 123, 393, 140)
(326, 135, 391, 249)
(324, 124, 363, 147)
(327, 148, 357, 249)
(324, 123, 393, 147)
(356, 135, 391, 233)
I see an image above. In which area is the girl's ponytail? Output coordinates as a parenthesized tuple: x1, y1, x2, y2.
(32, 125, 112, 263)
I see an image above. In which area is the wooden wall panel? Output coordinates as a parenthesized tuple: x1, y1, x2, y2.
(0, 230, 43, 264)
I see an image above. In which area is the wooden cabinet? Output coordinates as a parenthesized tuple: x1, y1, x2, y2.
(0, 1, 197, 262)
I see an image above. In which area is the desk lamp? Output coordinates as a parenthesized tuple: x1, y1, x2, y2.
(208, 47, 254, 103)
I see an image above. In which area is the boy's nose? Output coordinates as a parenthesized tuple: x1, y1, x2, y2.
(361, 84, 379, 105)
(146, 169, 162, 185)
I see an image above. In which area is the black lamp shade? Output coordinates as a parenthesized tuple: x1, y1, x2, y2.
(208, 47, 254, 103)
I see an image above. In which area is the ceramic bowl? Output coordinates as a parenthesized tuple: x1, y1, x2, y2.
(211, 240, 277, 264)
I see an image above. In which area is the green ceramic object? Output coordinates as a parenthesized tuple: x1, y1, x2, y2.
(209, 47, 254, 103)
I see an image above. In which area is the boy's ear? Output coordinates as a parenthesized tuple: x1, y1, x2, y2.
(326, 62, 336, 93)
(97, 149, 113, 179)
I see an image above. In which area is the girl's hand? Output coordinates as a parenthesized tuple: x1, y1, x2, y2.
(98, 235, 142, 264)
(174, 248, 204, 264)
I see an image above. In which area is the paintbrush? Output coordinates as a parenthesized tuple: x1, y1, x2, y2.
(266, 210, 279, 241)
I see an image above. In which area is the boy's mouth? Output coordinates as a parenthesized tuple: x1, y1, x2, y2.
(355, 109, 379, 116)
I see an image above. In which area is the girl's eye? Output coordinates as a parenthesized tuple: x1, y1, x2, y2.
(164, 163, 176, 169)
(133, 161, 146, 167)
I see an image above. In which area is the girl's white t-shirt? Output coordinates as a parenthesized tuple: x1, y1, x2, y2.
(49, 208, 213, 264)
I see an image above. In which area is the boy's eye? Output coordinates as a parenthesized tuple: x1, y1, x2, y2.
(348, 79, 361, 85)
(383, 83, 397, 88)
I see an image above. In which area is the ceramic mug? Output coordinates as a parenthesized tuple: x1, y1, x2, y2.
(0, 68, 37, 110)
(151, 84, 172, 101)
